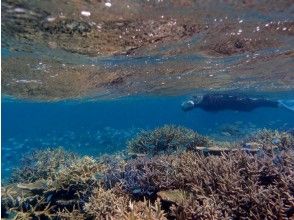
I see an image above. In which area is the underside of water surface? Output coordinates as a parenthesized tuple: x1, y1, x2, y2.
(2, 0, 294, 100)
(1, 1, 294, 220)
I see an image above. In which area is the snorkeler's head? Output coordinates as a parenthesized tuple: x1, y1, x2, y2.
(181, 100, 195, 111)
(192, 95, 203, 105)
(181, 95, 203, 111)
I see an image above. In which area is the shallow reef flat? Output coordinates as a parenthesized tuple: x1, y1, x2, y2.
(2, 0, 294, 100)
(2, 126, 294, 219)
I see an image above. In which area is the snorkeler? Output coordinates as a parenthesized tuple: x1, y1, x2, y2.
(181, 93, 293, 112)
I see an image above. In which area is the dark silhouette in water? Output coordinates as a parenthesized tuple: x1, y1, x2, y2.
(181, 94, 281, 112)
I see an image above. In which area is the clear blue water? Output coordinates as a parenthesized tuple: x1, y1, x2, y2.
(2, 94, 294, 181)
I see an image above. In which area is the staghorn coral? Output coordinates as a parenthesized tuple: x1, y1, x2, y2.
(84, 185, 129, 219)
(167, 150, 294, 219)
(127, 125, 211, 156)
(1, 149, 106, 219)
(242, 129, 294, 153)
(10, 147, 77, 183)
(44, 156, 106, 211)
(2, 128, 294, 220)
(121, 199, 167, 220)
(108, 156, 178, 197)
(56, 208, 88, 220)
(105, 147, 294, 219)
(84, 185, 168, 220)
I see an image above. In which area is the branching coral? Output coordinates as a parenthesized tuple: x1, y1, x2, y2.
(108, 156, 178, 197)
(2, 128, 294, 220)
(10, 147, 77, 183)
(84, 181, 168, 220)
(242, 129, 294, 153)
(127, 125, 211, 156)
(167, 150, 294, 219)
(122, 199, 167, 220)
(1, 148, 106, 219)
(104, 147, 294, 219)
(44, 156, 105, 211)
(85, 187, 167, 220)
(84, 185, 129, 219)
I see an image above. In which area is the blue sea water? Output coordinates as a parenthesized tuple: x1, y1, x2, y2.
(2, 94, 294, 181)
(1, 0, 294, 189)
(2, 2, 294, 220)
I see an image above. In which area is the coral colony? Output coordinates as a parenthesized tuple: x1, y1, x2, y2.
(2, 126, 294, 220)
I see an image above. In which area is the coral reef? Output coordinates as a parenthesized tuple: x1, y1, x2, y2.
(242, 129, 294, 153)
(9, 147, 77, 183)
(84, 186, 129, 219)
(2, 148, 106, 219)
(85, 187, 167, 220)
(168, 151, 294, 219)
(122, 199, 167, 220)
(101, 146, 294, 219)
(127, 125, 211, 156)
(104, 156, 175, 197)
(2, 127, 294, 219)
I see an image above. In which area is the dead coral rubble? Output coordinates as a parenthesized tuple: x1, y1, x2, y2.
(1, 128, 294, 220)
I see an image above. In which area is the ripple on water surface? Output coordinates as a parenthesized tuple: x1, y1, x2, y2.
(1, 0, 294, 100)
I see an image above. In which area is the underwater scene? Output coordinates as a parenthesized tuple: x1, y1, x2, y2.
(1, 0, 294, 219)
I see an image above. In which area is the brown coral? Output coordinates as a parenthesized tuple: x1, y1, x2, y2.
(84, 186, 129, 219)
(242, 129, 294, 153)
(2, 129, 294, 220)
(10, 147, 77, 183)
(105, 147, 294, 219)
(127, 125, 211, 156)
(2, 149, 106, 219)
(122, 199, 167, 220)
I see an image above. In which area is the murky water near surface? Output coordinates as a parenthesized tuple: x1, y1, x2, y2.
(1, 0, 294, 200)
